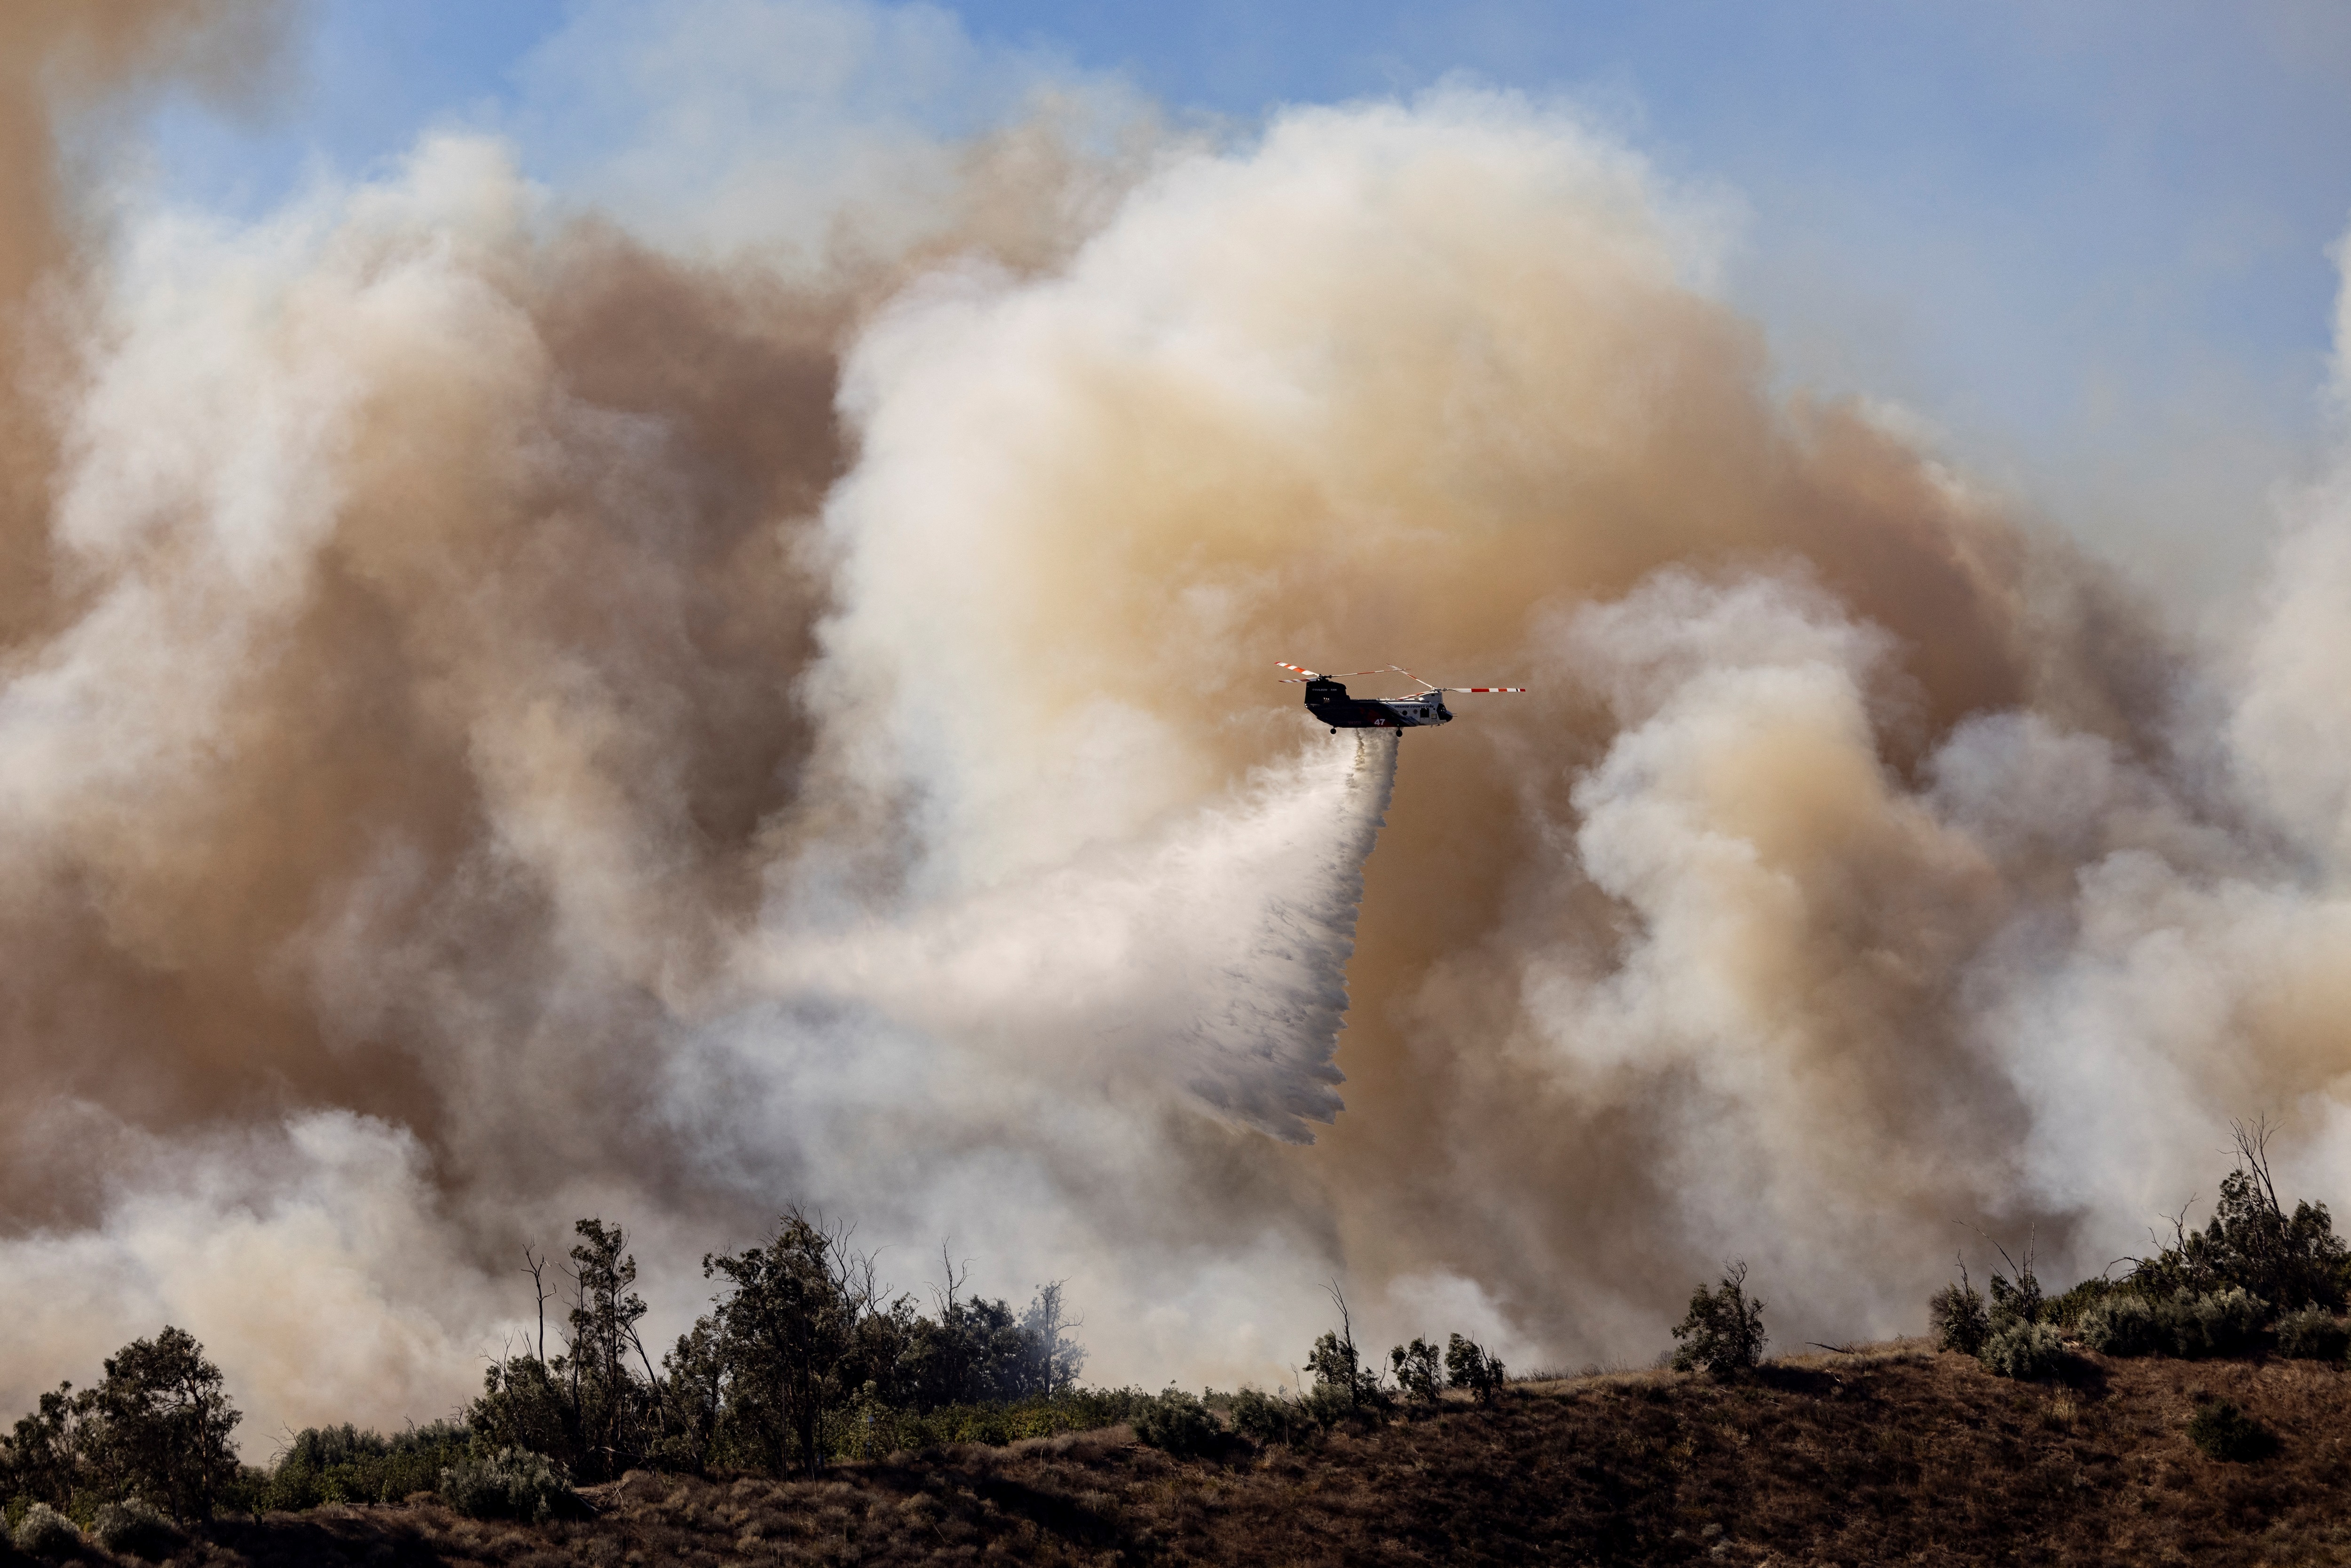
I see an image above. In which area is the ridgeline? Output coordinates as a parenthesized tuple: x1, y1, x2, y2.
(11, 1343, 2351, 1565)
(15, 1120, 2351, 1564)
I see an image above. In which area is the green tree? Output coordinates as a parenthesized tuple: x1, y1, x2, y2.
(886, 1248, 1058, 1409)
(81, 1327, 241, 1520)
(657, 1318, 727, 1473)
(2132, 1119, 2349, 1311)
(1388, 1338, 1443, 1405)
(1020, 1282, 1087, 1398)
(929, 1294, 1030, 1403)
(1670, 1262, 1767, 1379)
(1304, 1284, 1384, 1413)
(701, 1209, 876, 1479)
(564, 1219, 664, 1478)
(1444, 1333, 1505, 1403)
(2, 1382, 87, 1509)
(468, 1219, 673, 1481)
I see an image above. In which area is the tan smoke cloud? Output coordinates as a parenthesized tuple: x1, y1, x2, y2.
(0, 0, 295, 645)
(6, 3, 2351, 1444)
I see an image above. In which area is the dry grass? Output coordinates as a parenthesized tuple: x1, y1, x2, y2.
(53, 1347, 2351, 1566)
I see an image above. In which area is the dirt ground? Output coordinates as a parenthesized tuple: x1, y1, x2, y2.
(18, 1343, 2351, 1566)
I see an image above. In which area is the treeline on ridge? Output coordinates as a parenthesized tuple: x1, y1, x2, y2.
(1, 1206, 1512, 1545)
(1927, 1119, 2351, 1389)
(13, 1118, 2348, 1549)
(474, 1211, 1097, 1485)
(1, 1209, 1113, 1539)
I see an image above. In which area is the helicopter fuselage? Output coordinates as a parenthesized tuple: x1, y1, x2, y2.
(1302, 676, 1451, 730)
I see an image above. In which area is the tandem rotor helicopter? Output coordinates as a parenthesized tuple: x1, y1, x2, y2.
(1276, 663, 1526, 733)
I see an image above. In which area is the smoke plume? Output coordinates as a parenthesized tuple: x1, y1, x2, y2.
(5, 0, 2351, 1444)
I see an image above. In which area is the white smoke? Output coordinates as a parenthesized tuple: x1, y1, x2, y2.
(508, 0, 1149, 265)
(743, 729, 1394, 1141)
(2232, 474, 2351, 877)
(672, 730, 1400, 1399)
(0, 1112, 504, 1438)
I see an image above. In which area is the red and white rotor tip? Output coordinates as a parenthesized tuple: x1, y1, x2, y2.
(1443, 686, 1528, 694)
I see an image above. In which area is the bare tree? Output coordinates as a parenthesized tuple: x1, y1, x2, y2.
(930, 1242, 973, 1403)
(2234, 1116, 2285, 1219)
(1960, 1222, 2044, 1324)
(1021, 1281, 1086, 1397)
(1306, 1282, 1377, 1411)
(521, 1246, 553, 1364)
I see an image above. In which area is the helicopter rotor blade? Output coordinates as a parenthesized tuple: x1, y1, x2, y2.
(1435, 686, 1528, 693)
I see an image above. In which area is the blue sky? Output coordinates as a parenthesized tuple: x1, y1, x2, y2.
(136, 0, 2351, 604)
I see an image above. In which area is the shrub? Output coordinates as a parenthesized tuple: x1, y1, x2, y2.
(439, 1445, 574, 1522)
(465, 1355, 576, 1475)
(646, 1433, 706, 1474)
(262, 1419, 473, 1510)
(2042, 1275, 2118, 1330)
(91, 1497, 182, 1560)
(2077, 1289, 2269, 1359)
(1987, 1266, 2044, 1331)
(2078, 1293, 2164, 1357)
(1131, 1388, 1220, 1458)
(2187, 1399, 2275, 1462)
(1444, 1333, 1505, 1403)
(11, 1501, 80, 1560)
(1226, 1387, 1312, 1447)
(1671, 1262, 1767, 1379)
(1928, 1269, 1990, 1355)
(852, 1388, 1149, 1457)
(1978, 1321, 2070, 1381)
(2276, 1307, 2351, 1362)
(1299, 1379, 1360, 1429)
(2178, 1288, 2267, 1358)
(216, 1463, 273, 1516)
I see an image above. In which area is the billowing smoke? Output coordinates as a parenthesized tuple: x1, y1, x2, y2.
(5, 0, 2351, 1446)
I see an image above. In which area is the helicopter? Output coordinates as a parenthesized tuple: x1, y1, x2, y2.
(1277, 663, 1526, 732)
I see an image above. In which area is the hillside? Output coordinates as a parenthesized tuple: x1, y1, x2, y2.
(19, 1343, 2351, 1566)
